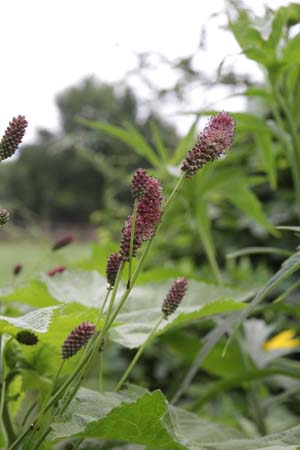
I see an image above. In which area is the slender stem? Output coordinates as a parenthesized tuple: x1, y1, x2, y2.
(0, 337, 15, 447)
(163, 174, 186, 215)
(237, 332, 267, 436)
(171, 316, 236, 404)
(115, 316, 164, 392)
(73, 437, 84, 450)
(99, 353, 103, 392)
(127, 200, 138, 289)
(95, 287, 111, 329)
(17, 173, 187, 450)
(7, 426, 32, 450)
(23, 361, 65, 450)
(273, 279, 300, 304)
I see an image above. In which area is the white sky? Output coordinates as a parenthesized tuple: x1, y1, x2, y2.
(0, 0, 292, 142)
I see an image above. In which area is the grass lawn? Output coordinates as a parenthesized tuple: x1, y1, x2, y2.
(0, 239, 90, 287)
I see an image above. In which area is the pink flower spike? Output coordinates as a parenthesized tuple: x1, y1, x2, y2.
(181, 112, 235, 178)
(162, 277, 188, 319)
(106, 253, 121, 286)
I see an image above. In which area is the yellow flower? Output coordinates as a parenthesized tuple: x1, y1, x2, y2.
(263, 329, 300, 351)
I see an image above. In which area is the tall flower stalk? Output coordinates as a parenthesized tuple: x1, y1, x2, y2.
(9, 112, 235, 450)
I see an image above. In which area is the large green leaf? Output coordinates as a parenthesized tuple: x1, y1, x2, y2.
(0, 279, 58, 308)
(110, 280, 251, 348)
(40, 269, 108, 308)
(50, 388, 242, 449)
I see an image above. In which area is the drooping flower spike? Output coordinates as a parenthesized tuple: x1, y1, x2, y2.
(0, 115, 28, 161)
(162, 277, 188, 319)
(181, 112, 235, 178)
(61, 322, 95, 359)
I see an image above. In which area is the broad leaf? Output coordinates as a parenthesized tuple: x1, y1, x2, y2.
(110, 280, 251, 348)
(50, 388, 242, 449)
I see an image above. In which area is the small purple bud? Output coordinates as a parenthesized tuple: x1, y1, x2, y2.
(162, 277, 188, 319)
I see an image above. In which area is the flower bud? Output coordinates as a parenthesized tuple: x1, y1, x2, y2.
(13, 264, 23, 276)
(162, 278, 188, 319)
(0, 208, 10, 225)
(181, 112, 235, 178)
(52, 234, 75, 251)
(16, 330, 38, 346)
(106, 253, 121, 286)
(0, 116, 28, 161)
(61, 322, 95, 359)
(47, 266, 66, 277)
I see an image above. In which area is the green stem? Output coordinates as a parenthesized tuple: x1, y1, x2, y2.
(0, 337, 15, 447)
(171, 316, 236, 404)
(127, 200, 138, 289)
(115, 316, 164, 391)
(95, 287, 111, 329)
(23, 361, 65, 450)
(273, 279, 300, 304)
(99, 353, 103, 393)
(237, 332, 267, 436)
(73, 437, 84, 450)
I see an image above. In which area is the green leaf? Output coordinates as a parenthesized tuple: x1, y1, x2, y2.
(227, 247, 292, 259)
(123, 122, 161, 167)
(79, 118, 160, 168)
(41, 269, 108, 308)
(150, 120, 169, 163)
(0, 306, 59, 334)
(224, 185, 277, 235)
(268, 7, 287, 50)
(110, 280, 251, 348)
(50, 388, 242, 449)
(1, 279, 59, 307)
(282, 34, 300, 65)
(230, 13, 275, 66)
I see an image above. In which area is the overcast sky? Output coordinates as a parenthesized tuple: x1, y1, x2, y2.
(0, 0, 291, 142)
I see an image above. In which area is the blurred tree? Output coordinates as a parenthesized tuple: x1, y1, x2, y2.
(0, 78, 178, 225)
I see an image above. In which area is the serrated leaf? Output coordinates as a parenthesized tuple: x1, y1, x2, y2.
(110, 280, 251, 348)
(0, 306, 60, 334)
